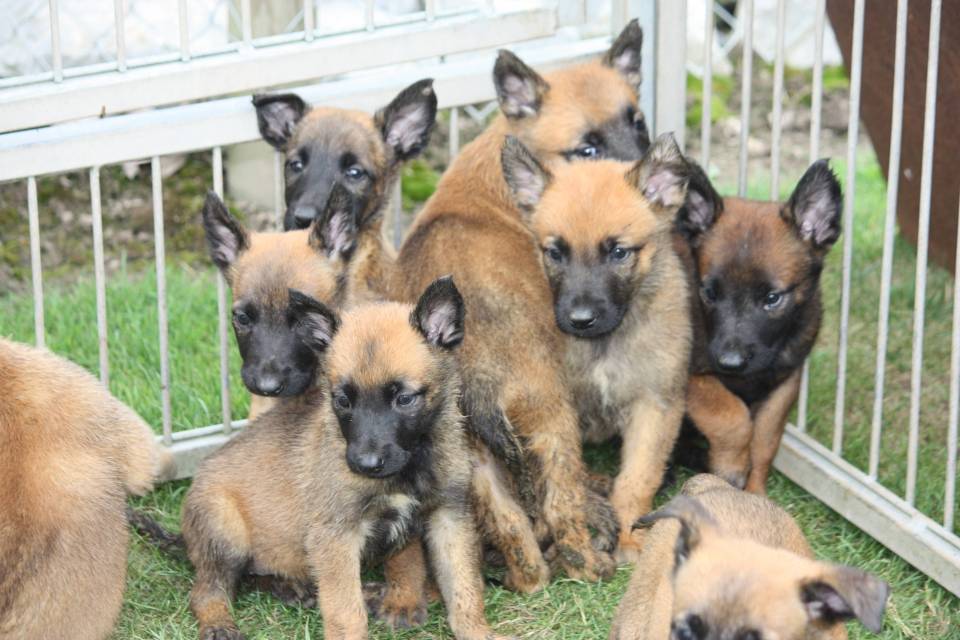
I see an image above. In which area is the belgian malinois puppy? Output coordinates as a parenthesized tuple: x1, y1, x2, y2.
(182, 278, 512, 640)
(390, 19, 649, 588)
(0, 338, 171, 640)
(609, 474, 889, 640)
(502, 133, 693, 560)
(674, 161, 843, 493)
(253, 78, 436, 231)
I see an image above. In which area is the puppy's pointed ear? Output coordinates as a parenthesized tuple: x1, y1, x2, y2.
(635, 495, 717, 570)
(800, 565, 889, 633)
(288, 289, 339, 353)
(375, 78, 437, 161)
(252, 93, 308, 150)
(411, 276, 465, 350)
(783, 159, 842, 251)
(494, 50, 550, 119)
(625, 132, 690, 215)
(675, 160, 723, 245)
(501, 135, 551, 220)
(202, 191, 249, 278)
(309, 184, 359, 261)
(604, 18, 643, 88)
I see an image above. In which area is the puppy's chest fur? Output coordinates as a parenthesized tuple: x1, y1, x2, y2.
(359, 492, 423, 561)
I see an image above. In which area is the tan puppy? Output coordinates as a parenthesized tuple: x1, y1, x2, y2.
(182, 278, 512, 640)
(0, 338, 171, 640)
(610, 474, 889, 640)
(502, 133, 693, 560)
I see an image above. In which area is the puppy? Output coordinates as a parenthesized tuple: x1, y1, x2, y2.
(675, 161, 843, 493)
(0, 338, 171, 640)
(182, 278, 512, 640)
(502, 133, 693, 560)
(610, 474, 889, 640)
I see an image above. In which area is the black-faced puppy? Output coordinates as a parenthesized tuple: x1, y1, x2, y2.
(675, 161, 843, 493)
(181, 278, 512, 640)
(253, 78, 436, 231)
(609, 474, 889, 640)
(0, 338, 171, 640)
(502, 133, 692, 561)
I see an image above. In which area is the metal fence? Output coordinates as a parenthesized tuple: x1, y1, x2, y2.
(0, 0, 957, 598)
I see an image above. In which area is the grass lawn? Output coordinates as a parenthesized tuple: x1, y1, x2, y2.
(1, 148, 958, 638)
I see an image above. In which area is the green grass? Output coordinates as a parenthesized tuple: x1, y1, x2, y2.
(1, 149, 958, 638)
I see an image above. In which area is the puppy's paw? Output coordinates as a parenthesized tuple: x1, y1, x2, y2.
(556, 545, 616, 582)
(615, 529, 644, 565)
(200, 626, 245, 640)
(363, 581, 428, 629)
(502, 558, 550, 594)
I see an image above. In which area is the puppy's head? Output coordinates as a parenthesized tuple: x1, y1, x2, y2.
(202, 189, 361, 396)
(493, 19, 650, 166)
(324, 277, 464, 479)
(677, 160, 842, 376)
(502, 133, 690, 338)
(638, 496, 889, 640)
(253, 78, 437, 230)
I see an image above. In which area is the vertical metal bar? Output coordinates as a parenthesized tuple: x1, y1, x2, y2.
(906, 0, 942, 505)
(49, 0, 63, 82)
(655, 0, 687, 149)
(737, 0, 753, 197)
(303, 0, 314, 41)
(151, 157, 172, 445)
(769, 0, 786, 199)
(946, 190, 960, 531)
(114, 0, 127, 72)
(448, 108, 460, 160)
(392, 180, 403, 250)
(274, 150, 284, 224)
(610, 0, 629, 34)
(365, 0, 375, 31)
(240, 0, 253, 47)
(700, 0, 713, 168)
(212, 147, 232, 435)
(832, 0, 865, 456)
(27, 177, 45, 348)
(90, 167, 109, 387)
(425, 0, 435, 21)
(797, 0, 827, 432)
(178, 0, 190, 61)
(870, 0, 909, 479)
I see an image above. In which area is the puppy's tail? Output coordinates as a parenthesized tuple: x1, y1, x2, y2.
(126, 506, 187, 563)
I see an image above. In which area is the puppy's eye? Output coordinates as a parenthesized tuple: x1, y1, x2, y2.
(634, 117, 646, 132)
(233, 310, 252, 328)
(763, 291, 783, 310)
(395, 393, 416, 408)
(544, 246, 564, 263)
(574, 144, 599, 159)
(344, 165, 366, 180)
(287, 159, 304, 173)
(701, 283, 717, 303)
(610, 246, 632, 262)
(334, 392, 351, 410)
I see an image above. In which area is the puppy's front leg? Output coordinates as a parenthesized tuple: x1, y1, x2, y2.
(426, 506, 515, 640)
(745, 370, 801, 494)
(309, 528, 367, 640)
(686, 374, 753, 489)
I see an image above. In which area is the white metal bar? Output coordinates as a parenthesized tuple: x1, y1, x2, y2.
(0, 8, 557, 134)
(303, 0, 315, 41)
(90, 167, 109, 386)
(48, 0, 63, 82)
(425, 0, 436, 21)
(832, 0, 865, 456)
(26, 177, 45, 348)
(448, 107, 460, 160)
(906, 0, 942, 505)
(274, 150, 284, 224)
(946, 190, 960, 531)
(178, 0, 190, 61)
(240, 0, 253, 48)
(366, 0, 375, 31)
(797, 0, 826, 432)
(114, 0, 127, 72)
(151, 157, 173, 445)
(0, 34, 604, 182)
(700, 0, 713, 168)
(212, 147, 232, 435)
(769, 0, 785, 199)
(654, 0, 687, 149)
(737, 0, 753, 197)
(870, 0, 909, 479)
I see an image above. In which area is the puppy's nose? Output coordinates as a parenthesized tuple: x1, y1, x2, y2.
(568, 307, 597, 330)
(293, 205, 319, 227)
(717, 351, 748, 372)
(353, 453, 385, 475)
(256, 374, 284, 396)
